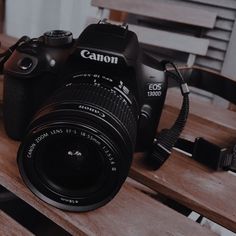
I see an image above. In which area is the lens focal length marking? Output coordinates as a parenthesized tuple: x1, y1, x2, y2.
(73, 73, 113, 83)
(26, 126, 118, 171)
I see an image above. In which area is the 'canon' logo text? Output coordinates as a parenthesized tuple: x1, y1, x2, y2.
(80, 50, 118, 64)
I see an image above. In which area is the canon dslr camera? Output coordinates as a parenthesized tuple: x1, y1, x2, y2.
(3, 21, 167, 211)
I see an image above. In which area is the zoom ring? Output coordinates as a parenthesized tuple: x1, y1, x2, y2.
(47, 83, 138, 147)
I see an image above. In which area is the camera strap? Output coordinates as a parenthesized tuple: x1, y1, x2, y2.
(0, 36, 30, 73)
(174, 68, 236, 173)
(143, 52, 190, 169)
(1, 39, 235, 172)
(175, 138, 236, 172)
(143, 52, 236, 172)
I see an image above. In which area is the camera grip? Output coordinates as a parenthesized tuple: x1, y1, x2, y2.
(3, 76, 33, 140)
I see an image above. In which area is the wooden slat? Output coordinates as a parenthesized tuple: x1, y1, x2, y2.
(209, 39, 228, 51)
(204, 29, 231, 41)
(186, 0, 236, 10)
(222, 21, 236, 80)
(109, 10, 127, 22)
(92, 0, 217, 28)
(130, 24, 209, 56)
(194, 6, 235, 21)
(0, 210, 34, 236)
(0, 123, 217, 236)
(166, 88, 236, 133)
(229, 103, 236, 111)
(129, 91, 236, 232)
(0, 33, 17, 51)
(206, 49, 225, 61)
(131, 151, 236, 233)
(195, 57, 222, 71)
(87, 18, 209, 56)
(215, 19, 234, 31)
(154, 0, 235, 20)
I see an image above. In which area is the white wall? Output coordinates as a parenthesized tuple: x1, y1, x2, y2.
(5, 0, 105, 38)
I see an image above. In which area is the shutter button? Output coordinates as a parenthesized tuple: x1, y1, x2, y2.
(18, 57, 33, 70)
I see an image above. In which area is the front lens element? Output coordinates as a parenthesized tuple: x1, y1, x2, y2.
(35, 135, 105, 197)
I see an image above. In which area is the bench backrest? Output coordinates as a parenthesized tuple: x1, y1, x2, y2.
(91, 0, 236, 80)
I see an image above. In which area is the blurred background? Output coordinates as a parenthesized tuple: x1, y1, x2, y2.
(4, 0, 101, 37)
(1, 0, 236, 109)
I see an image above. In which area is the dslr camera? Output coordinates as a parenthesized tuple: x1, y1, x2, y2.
(3, 21, 167, 211)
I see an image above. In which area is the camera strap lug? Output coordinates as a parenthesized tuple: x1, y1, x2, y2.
(98, 18, 128, 30)
(0, 36, 30, 74)
(98, 18, 108, 24)
(147, 131, 172, 169)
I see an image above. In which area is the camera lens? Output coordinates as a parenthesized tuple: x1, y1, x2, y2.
(17, 76, 138, 211)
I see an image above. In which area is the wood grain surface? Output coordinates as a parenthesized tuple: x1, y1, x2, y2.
(131, 151, 236, 232)
(165, 88, 236, 136)
(130, 91, 236, 232)
(0, 210, 34, 236)
(0, 33, 17, 51)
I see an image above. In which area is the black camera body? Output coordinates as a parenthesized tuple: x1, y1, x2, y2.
(3, 22, 167, 211)
(4, 23, 167, 150)
(3, 30, 75, 139)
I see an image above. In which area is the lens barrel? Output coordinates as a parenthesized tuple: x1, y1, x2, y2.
(17, 79, 138, 211)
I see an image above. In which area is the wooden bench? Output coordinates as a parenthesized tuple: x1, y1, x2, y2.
(0, 210, 34, 236)
(0, 79, 236, 235)
(1, 95, 232, 236)
(0, 33, 17, 51)
(1, 24, 236, 236)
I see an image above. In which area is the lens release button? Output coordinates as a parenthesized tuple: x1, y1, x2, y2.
(18, 57, 33, 70)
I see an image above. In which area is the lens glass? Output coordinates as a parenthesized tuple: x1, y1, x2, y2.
(35, 135, 106, 197)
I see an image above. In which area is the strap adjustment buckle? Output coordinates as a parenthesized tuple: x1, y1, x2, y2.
(192, 138, 230, 170)
(147, 139, 172, 170)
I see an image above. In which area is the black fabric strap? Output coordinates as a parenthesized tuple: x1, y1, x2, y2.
(143, 52, 236, 171)
(174, 68, 236, 172)
(175, 137, 236, 172)
(143, 52, 190, 169)
(149, 89, 189, 169)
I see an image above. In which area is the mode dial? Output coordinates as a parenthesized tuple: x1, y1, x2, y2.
(44, 30, 73, 47)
